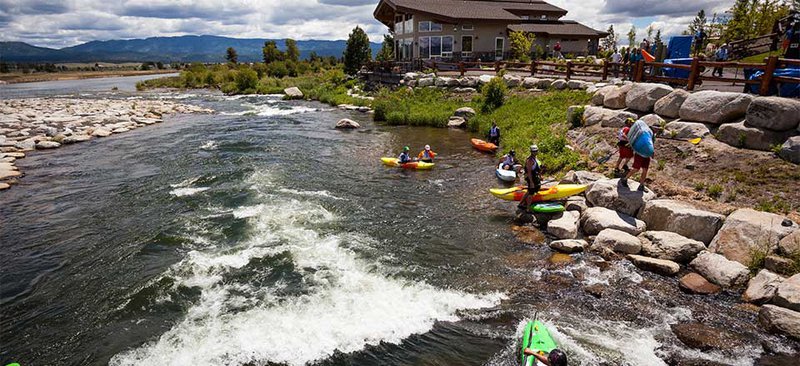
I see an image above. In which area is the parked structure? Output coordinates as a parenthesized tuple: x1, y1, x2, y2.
(373, 0, 607, 61)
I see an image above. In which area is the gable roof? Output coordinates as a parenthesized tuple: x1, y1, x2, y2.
(509, 21, 608, 37)
(374, 0, 568, 25)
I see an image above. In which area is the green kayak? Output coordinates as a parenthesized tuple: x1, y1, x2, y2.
(521, 320, 558, 366)
(530, 203, 565, 214)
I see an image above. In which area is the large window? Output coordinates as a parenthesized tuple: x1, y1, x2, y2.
(419, 21, 443, 32)
(405, 14, 413, 33)
(461, 35, 473, 57)
(395, 14, 412, 34)
(418, 36, 454, 58)
(395, 15, 403, 34)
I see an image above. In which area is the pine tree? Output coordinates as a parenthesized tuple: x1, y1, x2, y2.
(646, 25, 654, 42)
(225, 47, 238, 64)
(601, 25, 617, 50)
(509, 30, 535, 61)
(655, 29, 663, 46)
(687, 9, 707, 36)
(285, 39, 300, 62)
(627, 25, 637, 47)
(376, 34, 395, 62)
(343, 26, 372, 75)
(263, 40, 284, 64)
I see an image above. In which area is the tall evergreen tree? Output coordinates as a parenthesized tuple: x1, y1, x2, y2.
(263, 40, 284, 64)
(376, 34, 395, 61)
(654, 29, 663, 46)
(343, 26, 372, 75)
(627, 25, 637, 47)
(687, 9, 708, 36)
(601, 25, 617, 50)
(285, 39, 300, 62)
(226, 47, 238, 64)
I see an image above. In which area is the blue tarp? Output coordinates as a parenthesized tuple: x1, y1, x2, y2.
(667, 36, 693, 59)
(746, 66, 800, 97)
(662, 58, 693, 79)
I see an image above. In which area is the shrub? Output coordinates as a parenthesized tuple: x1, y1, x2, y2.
(481, 77, 507, 112)
(707, 184, 723, 199)
(567, 105, 585, 129)
(234, 69, 258, 94)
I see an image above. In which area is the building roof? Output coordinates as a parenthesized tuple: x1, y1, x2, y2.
(374, 0, 568, 25)
(509, 21, 608, 37)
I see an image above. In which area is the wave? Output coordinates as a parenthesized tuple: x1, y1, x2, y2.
(199, 140, 218, 150)
(220, 103, 321, 117)
(169, 187, 209, 197)
(277, 188, 345, 200)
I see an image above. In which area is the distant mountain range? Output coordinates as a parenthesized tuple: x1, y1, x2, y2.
(0, 35, 382, 63)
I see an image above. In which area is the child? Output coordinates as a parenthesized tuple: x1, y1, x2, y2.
(614, 118, 634, 174)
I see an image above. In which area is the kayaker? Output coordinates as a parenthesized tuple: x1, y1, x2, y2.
(614, 118, 634, 174)
(499, 149, 518, 170)
(523, 348, 567, 366)
(519, 144, 542, 210)
(488, 122, 500, 146)
(417, 145, 436, 162)
(398, 146, 412, 164)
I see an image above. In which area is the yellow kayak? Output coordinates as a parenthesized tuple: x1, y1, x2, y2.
(381, 157, 435, 170)
(489, 184, 587, 202)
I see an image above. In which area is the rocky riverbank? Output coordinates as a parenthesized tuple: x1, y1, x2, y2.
(0, 98, 213, 190)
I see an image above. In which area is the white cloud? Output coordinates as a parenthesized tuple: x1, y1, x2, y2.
(0, 0, 734, 48)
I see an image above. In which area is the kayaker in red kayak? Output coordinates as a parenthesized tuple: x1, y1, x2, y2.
(523, 348, 567, 366)
(417, 145, 436, 162)
(519, 144, 543, 210)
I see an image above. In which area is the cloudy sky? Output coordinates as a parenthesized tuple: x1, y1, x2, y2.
(0, 0, 735, 48)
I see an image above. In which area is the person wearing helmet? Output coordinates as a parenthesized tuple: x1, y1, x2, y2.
(499, 149, 519, 170)
(417, 144, 437, 162)
(398, 146, 412, 164)
(523, 348, 567, 366)
(518, 144, 542, 210)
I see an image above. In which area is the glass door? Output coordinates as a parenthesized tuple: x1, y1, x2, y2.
(495, 38, 504, 60)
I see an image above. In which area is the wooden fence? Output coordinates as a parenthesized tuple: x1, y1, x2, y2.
(366, 56, 800, 96)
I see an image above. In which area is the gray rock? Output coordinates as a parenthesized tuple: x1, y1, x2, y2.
(92, 127, 112, 137)
(775, 274, 800, 312)
(716, 121, 795, 151)
(663, 121, 711, 139)
(447, 116, 467, 128)
(459, 76, 479, 87)
(743, 269, 784, 304)
(522, 77, 540, 88)
(779, 230, 800, 256)
(283, 87, 304, 99)
(654, 89, 691, 118)
(709, 208, 797, 265)
(603, 84, 633, 109)
(567, 80, 589, 90)
(582, 106, 637, 128)
(565, 196, 588, 213)
(640, 114, 666, 129)
(585, 178, 656, 217)
(679, 91, 755, 124)
(112, 128, 130, 133)
(549, 239, 587, 254)
(335, 118, 361, 129)
(689, 251, 750, 288)
(502, 75, 522, 87)
(453, 107, 476, 120)
(639, 231, 706, 263)
(477, 75, 494, 85)
(35, 141, 60, 149)
(765, 255, 796, 276)
(62, 134, 92, 144)
(745, 96, 800, 131)
(627, 254, 680, 276)
(417, 78, 435, 87)
(452, 87, 477, 93)
(779, 136, 800, 164)
(14, 139, 35, 151)
(595, 228, 642, 254)
(551, 80, 567, 90)
(625, 83, 674, 113)
(638, 200, 725, 245)
(434, 77, 455, 87)
(561, 170, 605, 186)
(536, 78, 554, 89)
(592, 86, 616, 106)
(759, 304, 800, 340)
(581, 207, 647, 236)
(547, 211, 580, 239)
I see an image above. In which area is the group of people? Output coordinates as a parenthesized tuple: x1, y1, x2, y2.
(397, 145, 437, 163)
(608, 47, 645, 79)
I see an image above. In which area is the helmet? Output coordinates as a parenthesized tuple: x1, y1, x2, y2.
(425, 145, 431, 150)
(548, 349, 567, 366)
(509, 149, 516, 156)
(403, 146, 409, 151)
(530, 144, 539, 153)
(625, 117, 635, 125)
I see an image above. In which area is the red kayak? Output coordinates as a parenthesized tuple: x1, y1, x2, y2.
(471, 138, 497, 153)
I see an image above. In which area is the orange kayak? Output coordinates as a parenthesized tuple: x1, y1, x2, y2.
(471, 138, 497, 153)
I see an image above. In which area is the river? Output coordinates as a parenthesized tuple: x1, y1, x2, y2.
(0, 75, 797, 366)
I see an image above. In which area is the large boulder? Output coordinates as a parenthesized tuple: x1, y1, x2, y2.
(654, 89, 691, 118)
(592, 85, 616, 106)
(638, 200, 725, 245)
(603, 84, 633, 109)
(547, 211, 580, 239)
(716, 121, 795, 151)
(689, 251, 750, 288)
(743, 269, 785, 304)
(522, 77, 540, 89)
(447, 116, 467, 128)
(582, 106, 637, 128)
(561, 170, 605, 186)
(567, 80, 590, 90)
(551, 80, 567, 90)
(709, 208, 797, 265)
(417, 78, 435, 87)
(503, 75, 522, 88)
(627, 254, 680, 276)
(585, 178, 656, 217)
(581, 207, 647, 236)
(625, 83, 674, 113)
(779, 230, 800, 256)
(435, 77, 456, 87)
(779, 136, 800, 164)
(639, 231, 706, 263)
(640, 114, 666, 129)
(594, 228, 642, 254)
(745, 96, 800, 131)
(453, 107, 476, 120)
(92, 127, 112, 137)
(663, 121, 711, 139)
(283, 87, 304, 99)
(774, 274, 800, 312)
(536, 78, 554, 89)
(679, 91, 755, 124)
(335, 118, 361, 129)
(549, 239, 587, 254)
(679, 273, 721, 294)
(62, 134, 92, 144)
(759, 304, 800, 340)
(565, 196, 588, 214)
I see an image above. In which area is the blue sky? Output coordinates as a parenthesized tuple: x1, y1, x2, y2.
(0, 0, 735, 48)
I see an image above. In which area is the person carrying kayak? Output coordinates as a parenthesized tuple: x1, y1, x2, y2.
(614, 118, 634, 175)
(523, 348, 567, 366)
(499, 149, 518, 170)
(622, 119, 654, 191)
(417, 145, 437, 162)
(488, 121, 501, 146)
(398, 146, 412, 164)
(518, 144, 542, 210)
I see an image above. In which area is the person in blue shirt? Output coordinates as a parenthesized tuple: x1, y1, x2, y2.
(713, 44, 728, 77)
(398, 146, 412, 163)
(488, 121, 501, 146)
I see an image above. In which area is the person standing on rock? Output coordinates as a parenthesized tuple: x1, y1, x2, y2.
(614, 118, 634, 175)
(488, 121, 501, 146)
(519, 145, 542, 211)
(621, 119, 654, 191)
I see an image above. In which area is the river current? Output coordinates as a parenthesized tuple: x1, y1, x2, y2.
(1, 75, 797, 366)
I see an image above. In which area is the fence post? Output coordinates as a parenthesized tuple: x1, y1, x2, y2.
(760, 56, 779, 96)
(495, 61, 500, 73)
(531, 61, 537, 77)
(566, 61, 572, 80)
(602, 61, 609, 81)
(432, 61, 437, 72)
(459, 62, 465, 77)
(687, 58, 700, 90)
(635, 60, 645, 82)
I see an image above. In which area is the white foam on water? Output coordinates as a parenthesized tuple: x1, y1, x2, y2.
(170, 177, 200, 188)
(111, 172, 504, 366)
(221, 103, 320, 117)
(199, 140, 218, 150)
(169, 187, 209, 197)
(277, 188, 345, 200)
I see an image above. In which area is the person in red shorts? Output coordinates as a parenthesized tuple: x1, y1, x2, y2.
(614, 118, 634, 174)
(623, 145, 653, 192)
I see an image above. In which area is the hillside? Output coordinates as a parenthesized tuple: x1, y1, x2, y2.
(0, 35, 381, 63)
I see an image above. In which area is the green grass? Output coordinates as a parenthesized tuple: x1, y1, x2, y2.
(707, 184, 724, 199)
(372, 88, 470, 127)
(738, 50, 783, 63)
(755, 195, 792, 214)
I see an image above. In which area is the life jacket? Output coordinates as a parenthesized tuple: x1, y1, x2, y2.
(618, 127, 630, 142)
(502, 154, 515, 166)
(525, 157, 542, 177)
(398, 152, 410, 163)
(489, 126, 500, 137)
(418, 150, 435, 160)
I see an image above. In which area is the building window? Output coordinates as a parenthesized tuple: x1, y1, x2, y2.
(520, 15, 530, 20)
(405, 14, 413, 33)
(462, 24, 474, 31)
(419, 37, 430, 59)
(395, 15, 403, 34)
(418, 36, 454, 58)
(461, 35, 473, 57)
(495, 37, 505, 60)
(442, 36, 453, 57)
(419, 21, 442, 32)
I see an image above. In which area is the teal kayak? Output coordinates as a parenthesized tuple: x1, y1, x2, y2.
(521, 320, 558, 366)
(530, 203, 565, 214)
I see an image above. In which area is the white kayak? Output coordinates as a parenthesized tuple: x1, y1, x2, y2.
(495, 163, 517, 182)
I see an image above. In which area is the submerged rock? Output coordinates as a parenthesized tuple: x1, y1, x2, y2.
(335, 118, 361, 129)
(679, 273, 721, 295)
(671, 322, 742, 351)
